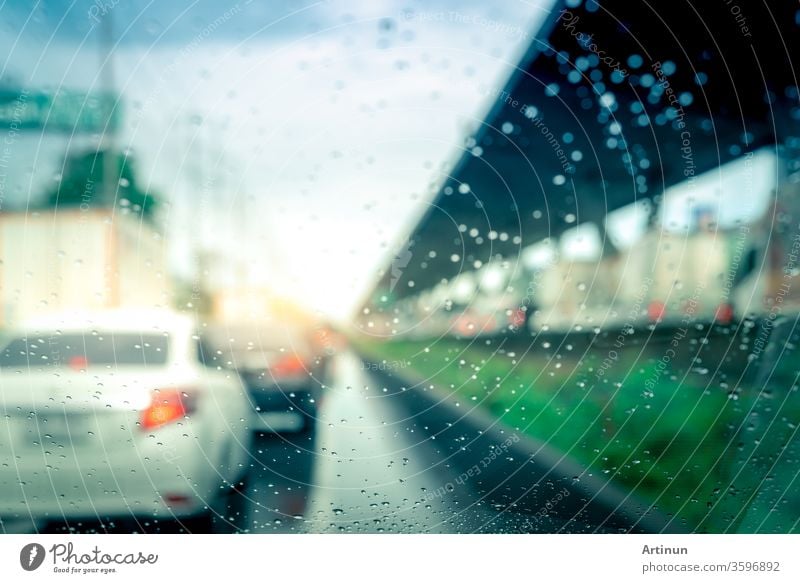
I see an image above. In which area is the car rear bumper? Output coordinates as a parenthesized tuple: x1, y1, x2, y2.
(246, 383, 317, 433)
(250, 411, 306, 432)
(0, 446, 217, 521)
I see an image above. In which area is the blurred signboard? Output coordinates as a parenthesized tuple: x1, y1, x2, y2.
(0, 89, 120, 133)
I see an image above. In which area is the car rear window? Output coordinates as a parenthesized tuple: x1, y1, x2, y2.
(201, 325, 311, 363)
(0, 333, 169, 368)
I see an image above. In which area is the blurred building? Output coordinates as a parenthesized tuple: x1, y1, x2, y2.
(0, 209, 170, 326)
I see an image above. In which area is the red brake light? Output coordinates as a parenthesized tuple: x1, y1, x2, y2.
(715, 303, 734, 324)
(509, 308, 526, 328)
(141, 389, 196, 431)
(68, 355, 88, 370)
(647, 301, 666, 322)
(271, 354, 306, 377)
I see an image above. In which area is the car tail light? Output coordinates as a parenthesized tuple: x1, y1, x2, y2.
(162, 493, 194, 508)
(141, 389, 197, 431)
(508, 308, 527, 329)
(271, 353, 306, 377)
(715, 303, 734, 324)
(68, 355, 88, 371)
(647, 301, 666, 322)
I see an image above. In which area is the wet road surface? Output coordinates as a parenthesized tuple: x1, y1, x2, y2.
(37, 349, 653, 534)
(241, 352, 518, 533)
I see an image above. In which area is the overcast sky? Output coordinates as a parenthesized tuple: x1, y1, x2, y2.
(0, 0, 553, 320)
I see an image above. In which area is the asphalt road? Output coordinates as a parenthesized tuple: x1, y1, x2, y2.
(237, 352, 525, 533)
(38, 349, 662, 534)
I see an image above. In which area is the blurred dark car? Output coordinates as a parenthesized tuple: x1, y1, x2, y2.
(202, 323, 327, 433)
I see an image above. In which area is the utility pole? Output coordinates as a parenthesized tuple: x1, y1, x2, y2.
(98, 12, 119, 308)
(99, 11, 117, 206)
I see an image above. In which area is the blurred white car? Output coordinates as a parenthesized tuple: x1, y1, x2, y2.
(0, 310, 251, 529)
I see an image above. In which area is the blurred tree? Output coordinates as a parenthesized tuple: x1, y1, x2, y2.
(45, 149, 159, 221)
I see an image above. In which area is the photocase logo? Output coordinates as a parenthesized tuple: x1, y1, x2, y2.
(19, 543, 46, 571)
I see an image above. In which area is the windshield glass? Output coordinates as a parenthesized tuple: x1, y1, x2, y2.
(0, 0, 798, 537)
(0, 333, 169, 368)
